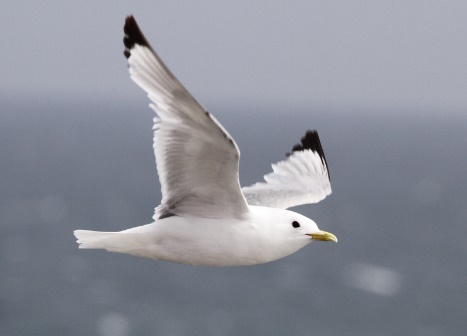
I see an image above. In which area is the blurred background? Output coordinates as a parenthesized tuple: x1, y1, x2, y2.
(1, 1, 466, 335)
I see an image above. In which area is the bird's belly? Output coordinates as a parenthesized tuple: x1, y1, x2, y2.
(132, 220, 293, 266)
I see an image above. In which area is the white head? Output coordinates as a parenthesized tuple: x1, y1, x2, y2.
(248, 206, 337, 264)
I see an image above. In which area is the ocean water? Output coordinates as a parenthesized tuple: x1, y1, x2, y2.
(1, 96, 466, 335)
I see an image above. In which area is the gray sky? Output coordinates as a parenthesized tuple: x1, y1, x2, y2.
(2, 1, 467, 113)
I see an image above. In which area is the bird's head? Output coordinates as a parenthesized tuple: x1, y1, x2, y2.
(250, 207, 337, 258)
(280, 210, 337, 244)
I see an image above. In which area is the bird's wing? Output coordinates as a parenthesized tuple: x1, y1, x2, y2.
(242, 130, 331, 209)
(123, 16, 249, 220)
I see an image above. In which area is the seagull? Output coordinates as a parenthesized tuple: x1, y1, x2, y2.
(73, 16, 337, 266)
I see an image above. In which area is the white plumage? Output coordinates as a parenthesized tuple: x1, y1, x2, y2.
(73, 16, 336, 266)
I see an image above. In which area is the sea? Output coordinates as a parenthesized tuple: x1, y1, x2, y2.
(1, 95, 466, 335)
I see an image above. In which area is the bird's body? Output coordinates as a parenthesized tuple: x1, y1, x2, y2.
(74, 16, 337, 266)
(76, 206, 320, 266)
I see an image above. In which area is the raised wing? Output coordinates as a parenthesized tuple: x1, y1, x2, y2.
(123, 16, 249, 219)
(242, 130, 331, 209)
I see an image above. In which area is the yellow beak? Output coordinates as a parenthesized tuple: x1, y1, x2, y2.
(308, 231, 338, 243)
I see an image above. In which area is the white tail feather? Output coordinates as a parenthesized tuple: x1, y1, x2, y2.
(74, 230, 117, 249)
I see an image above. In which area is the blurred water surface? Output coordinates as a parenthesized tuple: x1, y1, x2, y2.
(1, 96, 466, 335)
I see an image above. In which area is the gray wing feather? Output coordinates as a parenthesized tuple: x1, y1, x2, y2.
(242, 130, 331, 209)
(124, 16, 249, 219)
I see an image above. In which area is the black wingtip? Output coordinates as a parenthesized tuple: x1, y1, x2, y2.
(123, 15, 152, 59)
(287, 130, 330, 180)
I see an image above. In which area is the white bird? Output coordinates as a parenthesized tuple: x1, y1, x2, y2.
(73, 16, 337, 266)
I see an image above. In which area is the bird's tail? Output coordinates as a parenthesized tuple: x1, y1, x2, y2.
(74, 230, 117, 249)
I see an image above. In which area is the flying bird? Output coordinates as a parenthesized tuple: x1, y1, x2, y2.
(73, 16, 337, 266)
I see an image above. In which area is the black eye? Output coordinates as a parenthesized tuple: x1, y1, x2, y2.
(292, 221, 300, 228)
